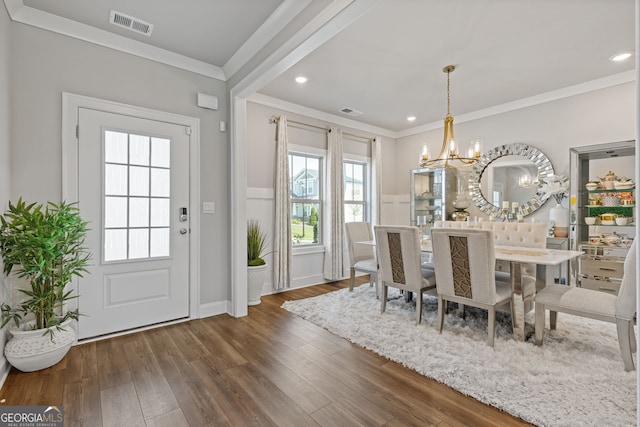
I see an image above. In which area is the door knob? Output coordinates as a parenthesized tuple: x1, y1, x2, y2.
(179, 228, 188, 235)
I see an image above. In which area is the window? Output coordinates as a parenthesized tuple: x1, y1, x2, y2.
(289, 153, 321, 246)
(103, 130, 171, 262)
(344, 161, 367, 222)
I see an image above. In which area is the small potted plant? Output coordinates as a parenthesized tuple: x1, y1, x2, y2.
(247, 219, 268, 305)
(0, 198, 90, 372)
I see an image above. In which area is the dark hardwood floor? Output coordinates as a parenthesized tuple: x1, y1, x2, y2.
(0, 277, 532, 426)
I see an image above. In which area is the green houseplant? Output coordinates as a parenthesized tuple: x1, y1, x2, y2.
(247, 219, 268, 305)
(0, 198, 91, 371)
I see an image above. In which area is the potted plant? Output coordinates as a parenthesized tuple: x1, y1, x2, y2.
(247, 219, 268, 306)
(0, 198, 90, 372)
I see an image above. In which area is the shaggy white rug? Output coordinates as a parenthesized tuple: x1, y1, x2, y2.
(282, 285, 637, 427)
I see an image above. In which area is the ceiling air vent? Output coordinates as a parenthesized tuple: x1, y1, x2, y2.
(109, 10, 154, 37)
(339, 107, 363, 117)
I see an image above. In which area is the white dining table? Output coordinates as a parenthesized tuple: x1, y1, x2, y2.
(357, 239, 583, 288)
(356, 238, 584, 340)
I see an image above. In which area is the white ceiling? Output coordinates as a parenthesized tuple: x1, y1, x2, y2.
(11, 0, 637, 133)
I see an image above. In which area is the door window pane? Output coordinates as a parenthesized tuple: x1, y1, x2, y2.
(105, 131, 128, 163)
(130, 134, 150, 166)
(104, 196, 128, 228)
(150, 198, 170, 227)
(104, 229, 127, 262)
(105, 164, 128, 195)
(150, 228, 170, 257)
(129, 198, 150, 227)
(151, 138, 170, 167)
(129, 229, 150, 259)
(151, 168, 170, 197)
(103, 129, 173, 262)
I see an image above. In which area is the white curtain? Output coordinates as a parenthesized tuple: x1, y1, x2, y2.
(371, 136, 382, 226)
(274, 115, 291, 289)
(323, 127, 345, 280)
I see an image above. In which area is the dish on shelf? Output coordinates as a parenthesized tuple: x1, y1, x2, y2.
(585, 183, 599, 191)
(601, 196, 621, 207)
(614, 183, 635, 190)
(584, 217, 596, 225)
(601, 220, 616, 226)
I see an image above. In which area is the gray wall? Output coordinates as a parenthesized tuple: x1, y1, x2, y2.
(394, 83, 636, 222)
(10, 22, 230, 306)
(0, 2, 12, 381)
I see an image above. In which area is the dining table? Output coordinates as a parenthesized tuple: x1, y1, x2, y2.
(356, 238, 584, 340)
(357, 239, 583, 288)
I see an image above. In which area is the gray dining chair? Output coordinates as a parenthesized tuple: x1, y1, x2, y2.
(431, 228, 514, 346)
(534, 240, 636, 371)
(374, 225, 436, 325)
(344, 221, 377, 291)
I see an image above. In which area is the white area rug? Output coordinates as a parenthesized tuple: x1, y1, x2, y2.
(282, 285, 637, 427)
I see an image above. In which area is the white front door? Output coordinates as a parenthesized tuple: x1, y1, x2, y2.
(77, 108, 190, 339)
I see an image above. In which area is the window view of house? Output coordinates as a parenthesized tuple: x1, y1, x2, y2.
(344, 161, 366, 222)
(289, 153, 321, 246)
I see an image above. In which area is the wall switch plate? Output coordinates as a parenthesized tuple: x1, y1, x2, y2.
(203, 202, 215, 213)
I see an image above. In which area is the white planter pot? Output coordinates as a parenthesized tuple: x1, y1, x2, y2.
(4, 318, 76, 372)
(248, 264, 268, 306)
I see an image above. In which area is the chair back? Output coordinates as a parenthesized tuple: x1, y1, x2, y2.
(374, 225, 423, 291)
(616, 240, 637, 320)
(431, 228, 497, 304)
(345, 222, 375, 265)
(433, 220, 546, 278)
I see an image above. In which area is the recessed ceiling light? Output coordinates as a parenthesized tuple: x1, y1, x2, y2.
(609, 52, 632, 62)
(407, 116, 416, 122)
(295, 76, 308, 84)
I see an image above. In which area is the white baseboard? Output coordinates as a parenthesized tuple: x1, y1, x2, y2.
(198, 300, 229, 318)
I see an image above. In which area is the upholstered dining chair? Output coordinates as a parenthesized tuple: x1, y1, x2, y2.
(534, 240, 637, 371)
(374, 225, 436, 325)
(344, 222, 377, 292)
(433, 220, 547, 327)
(431, 228, 514, 346)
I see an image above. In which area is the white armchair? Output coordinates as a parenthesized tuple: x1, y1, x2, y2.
(534, 240, 636, 371)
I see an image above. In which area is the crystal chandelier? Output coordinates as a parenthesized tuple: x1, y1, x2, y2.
(419, 65, 482, 169)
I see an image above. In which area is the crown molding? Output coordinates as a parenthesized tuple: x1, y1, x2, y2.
(4, 0, 226, 80)
(397, 70, 636, 139)
(248, 92, 396, 139)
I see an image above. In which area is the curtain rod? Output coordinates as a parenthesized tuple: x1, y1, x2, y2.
(269, 115, 374, 142)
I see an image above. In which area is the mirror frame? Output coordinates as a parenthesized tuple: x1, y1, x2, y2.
(468, 143, 555, 216)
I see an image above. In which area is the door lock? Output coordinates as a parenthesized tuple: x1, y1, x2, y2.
(179, 207, 188, 222)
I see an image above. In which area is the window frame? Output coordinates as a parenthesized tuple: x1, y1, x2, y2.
(288, 146, 325, 249)
(343, 153, 371, 224)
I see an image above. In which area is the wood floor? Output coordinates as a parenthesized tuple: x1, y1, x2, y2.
(0, 277, 532, 426)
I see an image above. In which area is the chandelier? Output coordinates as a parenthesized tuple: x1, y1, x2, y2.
(419, 65, 482, 168)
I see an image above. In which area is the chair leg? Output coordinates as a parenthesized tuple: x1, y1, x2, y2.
(349, 267, 355, 292)
(616, 318, 635, 371)
(488, 307, 496, 347)
(369, 273, 375, 287)
(381, 284, 388, 314)
(511, 294, 519, 329)
(534, 302, 545, 345)
(630, 323, 637, 353)
(437, 296, 445, 333)
(415, 291, 423, 325)
(550, 311, 557, 330)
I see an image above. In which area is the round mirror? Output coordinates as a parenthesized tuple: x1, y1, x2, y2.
(469, 143, 555, 216)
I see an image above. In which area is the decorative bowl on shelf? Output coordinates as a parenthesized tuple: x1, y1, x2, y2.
(615, 217, 629, 226)
(584, 217, 596, 225)
(601, 196, 621, 207)
(601, 220, 616, 226)
(585, 183, 598, 191)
